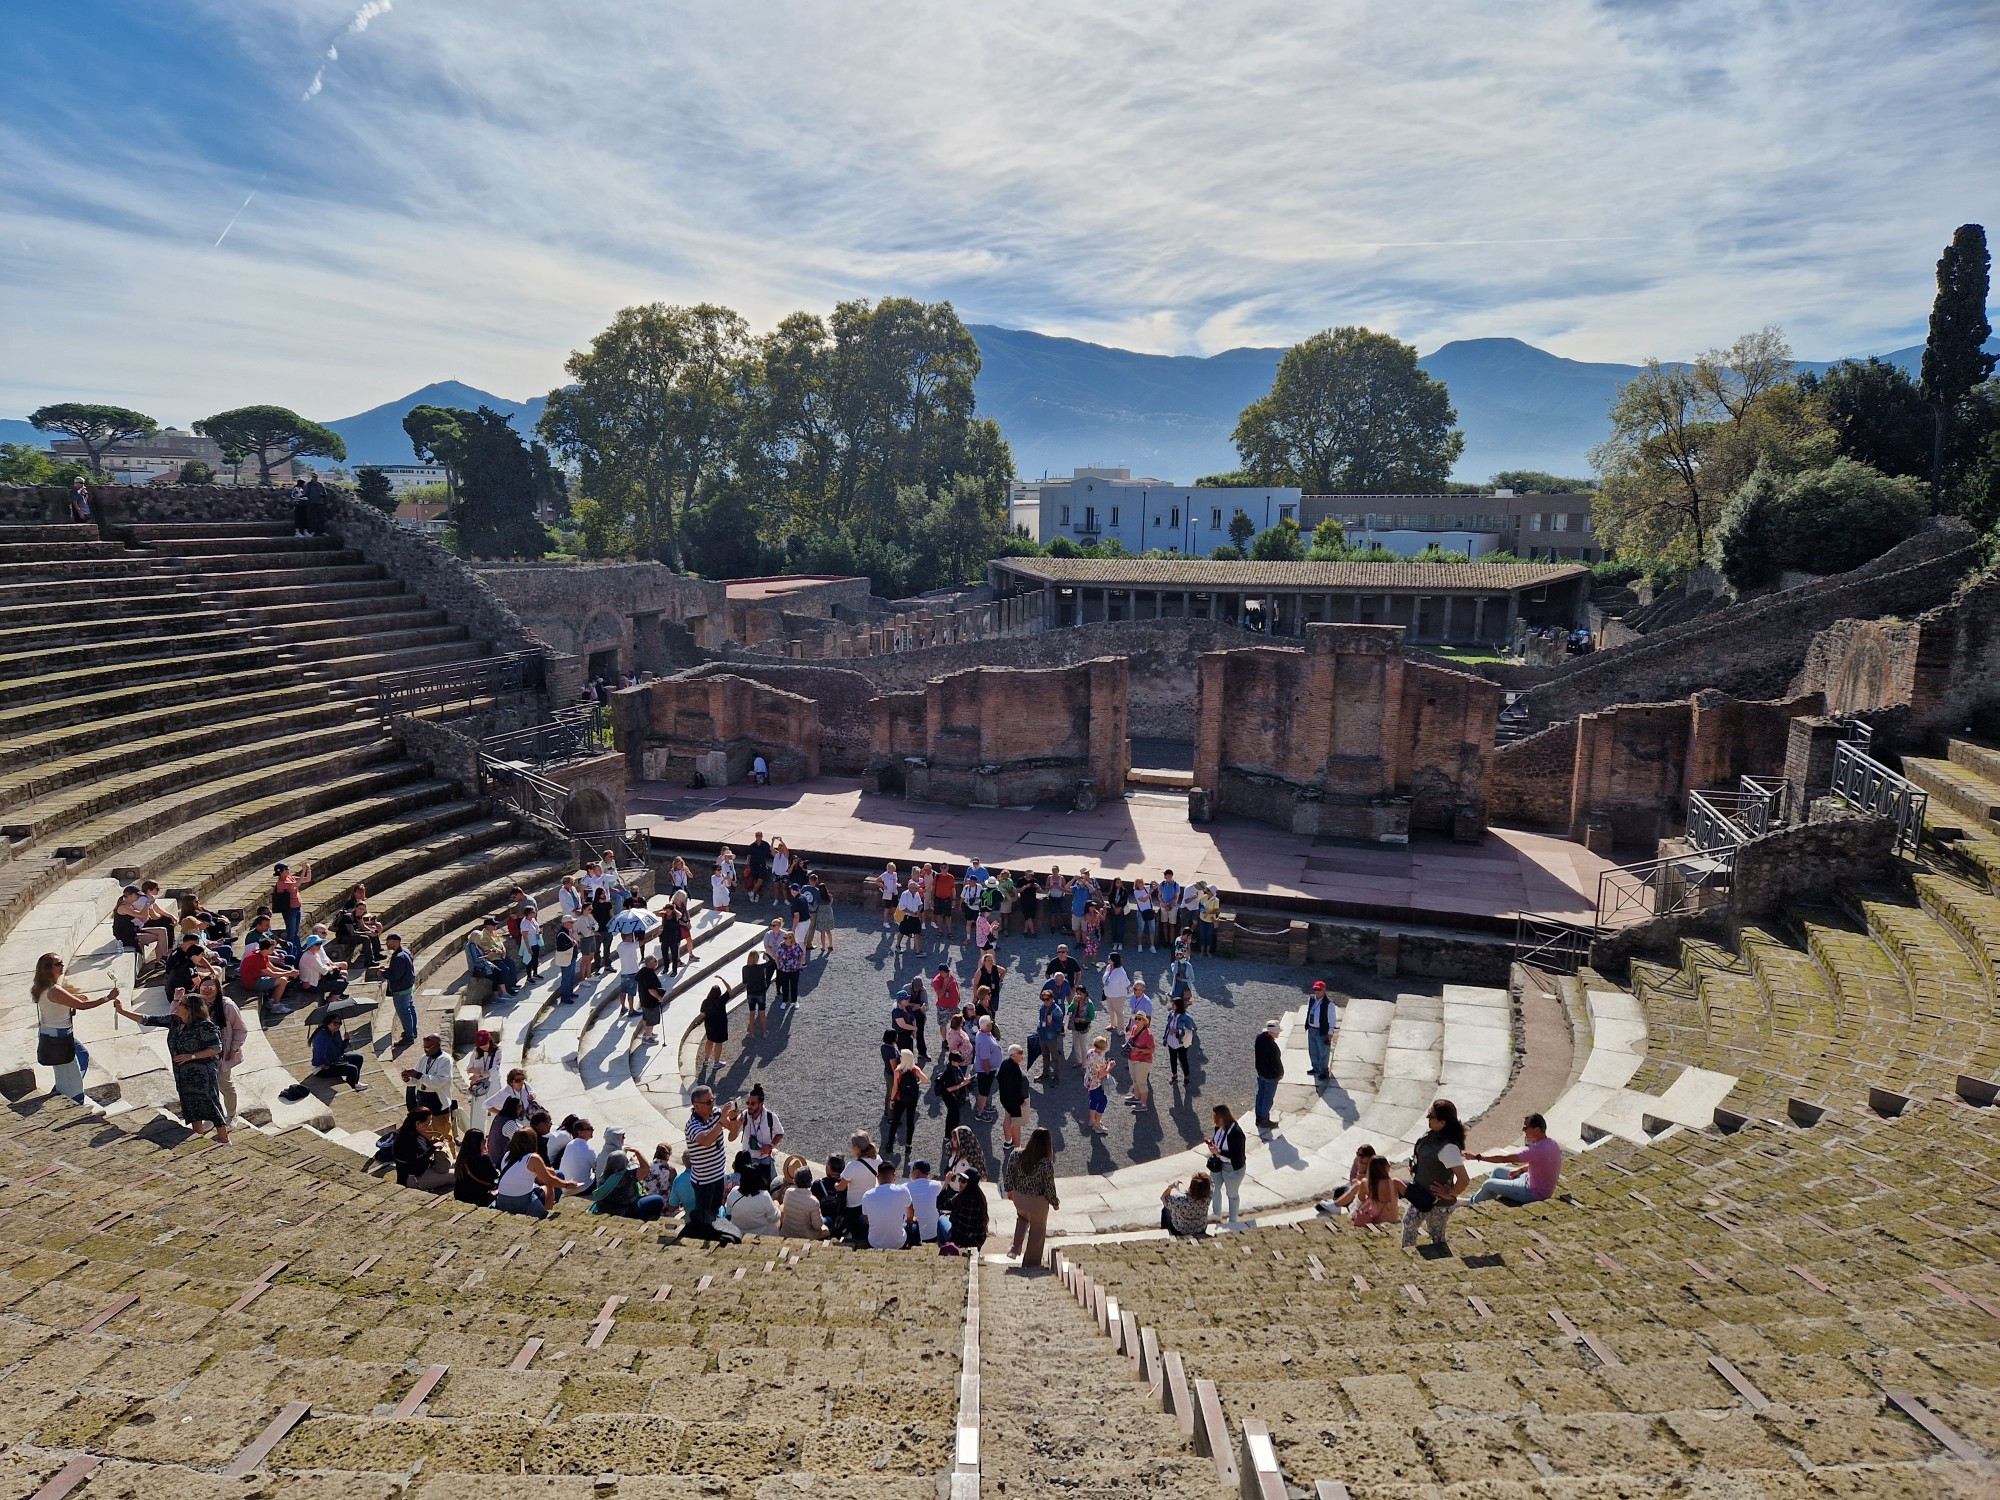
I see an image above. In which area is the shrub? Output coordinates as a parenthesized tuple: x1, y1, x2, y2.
(1713, 459, 1925, 590)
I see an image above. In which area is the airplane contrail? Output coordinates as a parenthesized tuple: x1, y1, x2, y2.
(304, 0, 393, 101)
(213, 191, 257, 248)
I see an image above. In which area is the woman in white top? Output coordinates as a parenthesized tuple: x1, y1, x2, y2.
(494, 1128, 579, 1217)
(1132, 882, 1157, 953)
(1100, 952, 1133, 1032)
(710, 865, 732, 911)
(558, 878, 583, 919)
(770, 841, 792, 887)
(31, 954, 118, 1103)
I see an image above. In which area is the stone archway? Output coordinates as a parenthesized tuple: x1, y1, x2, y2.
(566, 787, 614, 833)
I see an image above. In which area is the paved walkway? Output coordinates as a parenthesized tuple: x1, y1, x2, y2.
(629, 778, 1610, 926)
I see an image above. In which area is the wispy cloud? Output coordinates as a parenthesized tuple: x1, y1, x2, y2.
(303, 0, 392, 100)
(2, 0, 1995, 421)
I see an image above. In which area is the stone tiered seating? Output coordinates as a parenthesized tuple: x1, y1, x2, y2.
(1062, 1099, 2000, 1496)
(0, 1093, 964, 1493)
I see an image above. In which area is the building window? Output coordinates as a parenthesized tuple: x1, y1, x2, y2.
(1082, 506, 1097, 531)
(1110, 506, 1120, 526)
(1576, 513, 1591, 533)
(1551, 512, 1569, 532)
(1279, 504, 1296, 522)
(1170, 506, 1180, 527)
(1211, 507, 1223, 528)
(1529, 513, 1543, 531)
(1060, 505, 1070, 524)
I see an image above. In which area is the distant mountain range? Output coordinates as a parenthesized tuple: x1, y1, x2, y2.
(6, 330, 1980, 485)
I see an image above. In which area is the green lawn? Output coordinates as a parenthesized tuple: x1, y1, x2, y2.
(1426, 644, 1514, 665)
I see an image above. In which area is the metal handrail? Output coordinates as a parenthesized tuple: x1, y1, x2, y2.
(482, 757, 571, 836)
(380, 651, 545, 720)
(1596, 846, 1736, 929)
(1829, 739, 1927, 853)
(479, 704, 611, 769)
(1512, 913, 1601, 975)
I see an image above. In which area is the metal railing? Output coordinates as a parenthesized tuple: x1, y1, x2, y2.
(1512, 914, 1601, 975)
(1596, 846, 1737, 928)
(568, 827, 651, 876)
(1829, 739, 1927, 853)
(483, 759, 571, 836)
(478, 704, 611, 771)
(380, 651, 544, 721)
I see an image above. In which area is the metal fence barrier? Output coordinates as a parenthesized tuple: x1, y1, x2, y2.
(380, 652, 545, 721)
(1829, 739, 1927, 853)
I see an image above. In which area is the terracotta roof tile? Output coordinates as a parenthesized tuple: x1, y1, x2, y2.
(990, 557, 1588, 590)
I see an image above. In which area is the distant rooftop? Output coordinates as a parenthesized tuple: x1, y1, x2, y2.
(722, 574, 867, 601)
(992, 557, 1589, 590)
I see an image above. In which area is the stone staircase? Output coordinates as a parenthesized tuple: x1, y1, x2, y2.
(0, 518, 596, 1130)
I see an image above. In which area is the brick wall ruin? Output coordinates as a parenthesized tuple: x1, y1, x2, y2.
(1793, 575, 2000, 751)
(1191, 624, 1498, 841)
(1505, 522, 1976, 730)
(1565, 690, 1823, 849)
(1488, 721, 1578, 827)
(477, 562, 727, 672)
(871, 658, 1130, 807)
(612, 674, 819, 786)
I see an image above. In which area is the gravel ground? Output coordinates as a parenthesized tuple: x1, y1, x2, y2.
(693, 898, 1363, 1174)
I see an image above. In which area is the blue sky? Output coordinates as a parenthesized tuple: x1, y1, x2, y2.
(2, 0, 1996, 424)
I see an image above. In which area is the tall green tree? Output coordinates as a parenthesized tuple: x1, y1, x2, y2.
(354, 466, 396, 514)
(1227, 509, 1256, 551)
(1712, 459, 1926, 590)
(1249, 517, 1305, 561)
(402, 405, 468, 502)
(1489, 470, 1596, 494)
(195, 405, 345, 485)
(1798, 358, 1932, 480)
(27, 403, 157, 475)
(538, 303, 752, 567)
(453, 407, 551, 558)
(1921, 223, 1996, 501)
(1231, 327, 1464, 493)
(0, 443, 93, 485)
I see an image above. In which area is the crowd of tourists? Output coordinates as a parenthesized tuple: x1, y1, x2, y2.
(35, 829, 1559, 1257)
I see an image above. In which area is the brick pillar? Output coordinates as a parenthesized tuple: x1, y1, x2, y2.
(1191, 651, 1230, 819)
(1783, 716, 1848, 824)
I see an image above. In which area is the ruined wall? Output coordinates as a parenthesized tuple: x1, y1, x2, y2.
(1489, 721, 1579, 828)
(477, 562, 727, 670)
(884, 658, 1130, 807)
(1793, 576, 2000, 753)
(1567, 691, 1823, 850)
(724, 616, 1265, 741)
(612, 674, 819, 786)
(870, 691, 928, 766)
(670, 661, 878, 773)
(1508, 522, 1977, 730)
(1192, 624, 1497, 841)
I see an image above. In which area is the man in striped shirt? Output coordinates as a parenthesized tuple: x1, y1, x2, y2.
(682, 1085, 742, 1237)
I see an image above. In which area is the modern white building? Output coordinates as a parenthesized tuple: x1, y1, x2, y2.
(366, 464, 450, 493)
(1008, 468, 1302, 557)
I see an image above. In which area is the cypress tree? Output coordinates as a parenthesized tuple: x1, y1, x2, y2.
(1920, 223, 1996, 501)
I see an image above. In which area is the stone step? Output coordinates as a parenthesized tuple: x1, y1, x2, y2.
(0, 604, 233, 654)
(357, 842, 569, 953)
(160, 775, 463, 906)
(0, 523, 100, 543)
(0, 555, 174, 585)
(0, 539, 141, 564)
(0, 678, 350, 782)
(0, 640, 291, 710)
(237, 605, 452, 645)
(153, 545, 369, 573)
(0, 694, 371, 822)
(0, 588, 207, 628)
(201, 577, 413, 609)
(173, 562, 390, 594)
(395, 856, 578, 985)
(0, 621, 261, 679)
(0, 568, 187, 606)
(125, 520, 298, 539)
(1943, 734, 2000, 794)
(296, 816, 525, 929)
(0, 737, 407, 935)
(1913, 871, 2000, 984)
(1904, 756, 2000, 833)
(280, 622, 471, 664)
(137, 534, 355, 557)
(299, 637, 491, 687)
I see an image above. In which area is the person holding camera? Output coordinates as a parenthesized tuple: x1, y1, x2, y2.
(1205, 1103, 1247, 1230)
(1160, 1173, 1213, 1237)
(681, 1085, 743, 1237)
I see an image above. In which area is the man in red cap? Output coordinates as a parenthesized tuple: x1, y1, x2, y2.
(1304, 980, 1337, 1080)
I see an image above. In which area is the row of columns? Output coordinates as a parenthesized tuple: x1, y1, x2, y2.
(754, 590, 1046, 661)
(1034, 586, 1519, 644)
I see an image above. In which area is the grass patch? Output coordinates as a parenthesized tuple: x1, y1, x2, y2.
(1427, 645, 1513, 665)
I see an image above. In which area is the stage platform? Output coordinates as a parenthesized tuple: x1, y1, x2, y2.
(628, 777, 1611, 928)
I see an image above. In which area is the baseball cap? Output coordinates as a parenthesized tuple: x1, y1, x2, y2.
(1312, 981, 1327, 991)
(1265, 1019, 1281, 1033)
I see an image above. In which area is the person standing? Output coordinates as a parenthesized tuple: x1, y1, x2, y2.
(902, 975, 930, 1059)
(1254, 1019, 1284, 1130)
(1066, 985, 1096, 1069)
(997, 1042, 1029, 1151)
(1207, 1103, 1247, 1230)
(681, 1086, 742, 1237)
(740, 1083, 785, 1164)
(872, 862, 900, 931)
(1083, 1036, 1113, 1134)
(895, 884, 923, 954)
(971, 949, 1008, 1018)
(401, 1033, 456, 1116)
(773, 927, 806, 1009)
(1003, 1126, 1059, 1266)
(1033, 987, 1064, 1082)
(1304, 980, 1336, 1081)
(31, 955, 116, 1104)
(932, 963, 962, 1030)
(1163, 994, 1197, 1088)
(1100, 951, 1132, 1033)
(1403, 1100, 1471, 1253)
(117, 990, 229, 1143)
(698, 982, 730, 1072)
(972, 1016, 1003, 1119)
(1133, 879, 1156, 952)
(886, 1050, 926, 1156)
(935, 1048, 971, 1146)
(384, 933, 419, 1047)
(272, 860, 312, 952)
(1123, 1012, 1156, 1112)
(1155, 870, 1181, 951)
(636, 954, 667, 1044)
